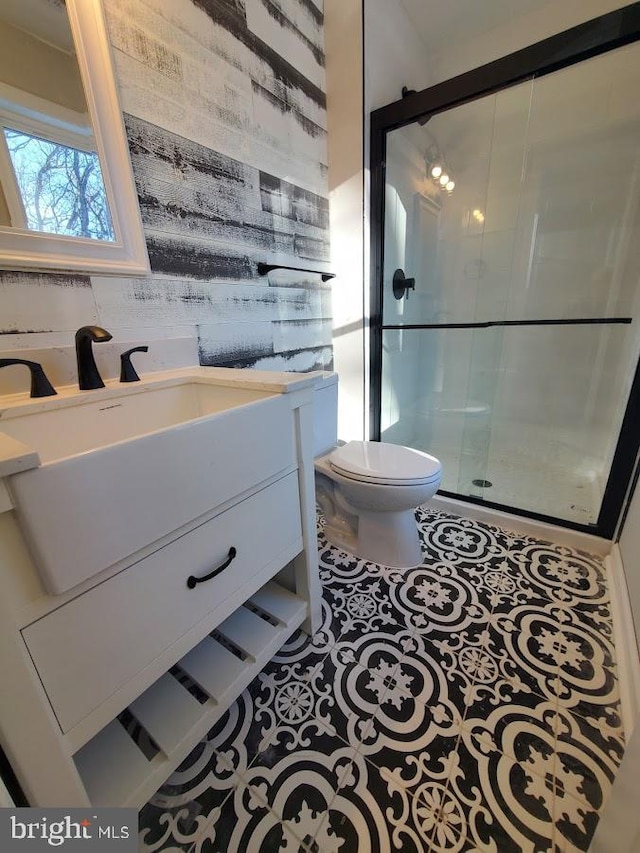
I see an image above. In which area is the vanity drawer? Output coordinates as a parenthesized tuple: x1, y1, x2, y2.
(22, 473, 302, 734)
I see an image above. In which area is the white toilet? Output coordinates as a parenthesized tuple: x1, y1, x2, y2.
(313, 373, 442, 568)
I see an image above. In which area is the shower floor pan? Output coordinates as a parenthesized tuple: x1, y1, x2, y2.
(414, 427, 604, 526)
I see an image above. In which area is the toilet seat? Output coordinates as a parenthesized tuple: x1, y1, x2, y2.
(329, 441, 442, 486)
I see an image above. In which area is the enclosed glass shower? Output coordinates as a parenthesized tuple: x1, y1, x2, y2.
(370, 13, 640, 537)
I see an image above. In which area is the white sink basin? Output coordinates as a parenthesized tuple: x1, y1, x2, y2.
(0, 380, 274, 463)
(2, 377, 295, 595)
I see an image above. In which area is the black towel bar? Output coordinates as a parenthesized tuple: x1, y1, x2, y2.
(257, 263, 335, 282)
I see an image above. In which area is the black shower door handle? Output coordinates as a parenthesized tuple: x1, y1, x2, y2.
(393, 269, 416, 300)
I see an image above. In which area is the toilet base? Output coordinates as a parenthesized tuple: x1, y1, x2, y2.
(324, 507, 423, 569)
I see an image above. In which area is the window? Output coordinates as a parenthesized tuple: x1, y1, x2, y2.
(0, 0, 149, 275)
(3, 126, 114, 241)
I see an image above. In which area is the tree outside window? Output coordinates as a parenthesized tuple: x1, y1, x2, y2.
(3, 126, 114, 241)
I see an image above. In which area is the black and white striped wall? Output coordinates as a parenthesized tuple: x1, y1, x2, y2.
(0, 0, 332, 373)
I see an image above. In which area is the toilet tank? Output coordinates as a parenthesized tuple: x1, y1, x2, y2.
(312, 371, 339, 456)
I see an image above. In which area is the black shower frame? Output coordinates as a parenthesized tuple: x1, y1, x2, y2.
(369, 2, 640, 539)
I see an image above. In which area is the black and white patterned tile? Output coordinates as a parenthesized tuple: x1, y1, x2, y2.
(321, 576, 403, 641)
(388, 563, 494, 636)
(139, 508, 625, 852)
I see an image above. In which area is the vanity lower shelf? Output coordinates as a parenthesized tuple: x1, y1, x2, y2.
(73, 579, 307, 809)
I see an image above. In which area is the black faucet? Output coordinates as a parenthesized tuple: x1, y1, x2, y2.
(0, 358, 57, 397)
(75, 326, 113, 390)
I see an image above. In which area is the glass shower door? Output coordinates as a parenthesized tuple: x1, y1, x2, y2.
(378, 38, 640, 530)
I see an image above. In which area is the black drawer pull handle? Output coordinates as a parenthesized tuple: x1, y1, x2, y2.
(187, 547, 237, 589)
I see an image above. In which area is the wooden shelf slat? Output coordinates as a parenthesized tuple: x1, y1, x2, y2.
(248, 580, 308, 626)
(178, 636, 246, 705)
(128, 673, 206, 756)
(74, 720, 154, 807)
(216, 607, 281, 659)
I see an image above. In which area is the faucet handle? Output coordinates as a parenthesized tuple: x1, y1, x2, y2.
(0, 358, 57, 398)
(119, 346, 149, 383)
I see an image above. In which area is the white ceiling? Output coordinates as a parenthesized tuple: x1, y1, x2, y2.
(398, 0, 549, 53)
(0, 0, 74, 54)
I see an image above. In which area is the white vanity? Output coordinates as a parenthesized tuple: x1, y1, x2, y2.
(0, 366, 321, 808)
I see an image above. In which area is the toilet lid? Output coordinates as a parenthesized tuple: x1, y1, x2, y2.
(329, 441, 442, 486)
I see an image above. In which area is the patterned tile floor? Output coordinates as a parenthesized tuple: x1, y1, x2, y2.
(139, 508, 625, 852)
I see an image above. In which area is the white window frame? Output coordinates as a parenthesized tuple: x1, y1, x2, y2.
(0, 0, 149, 276)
